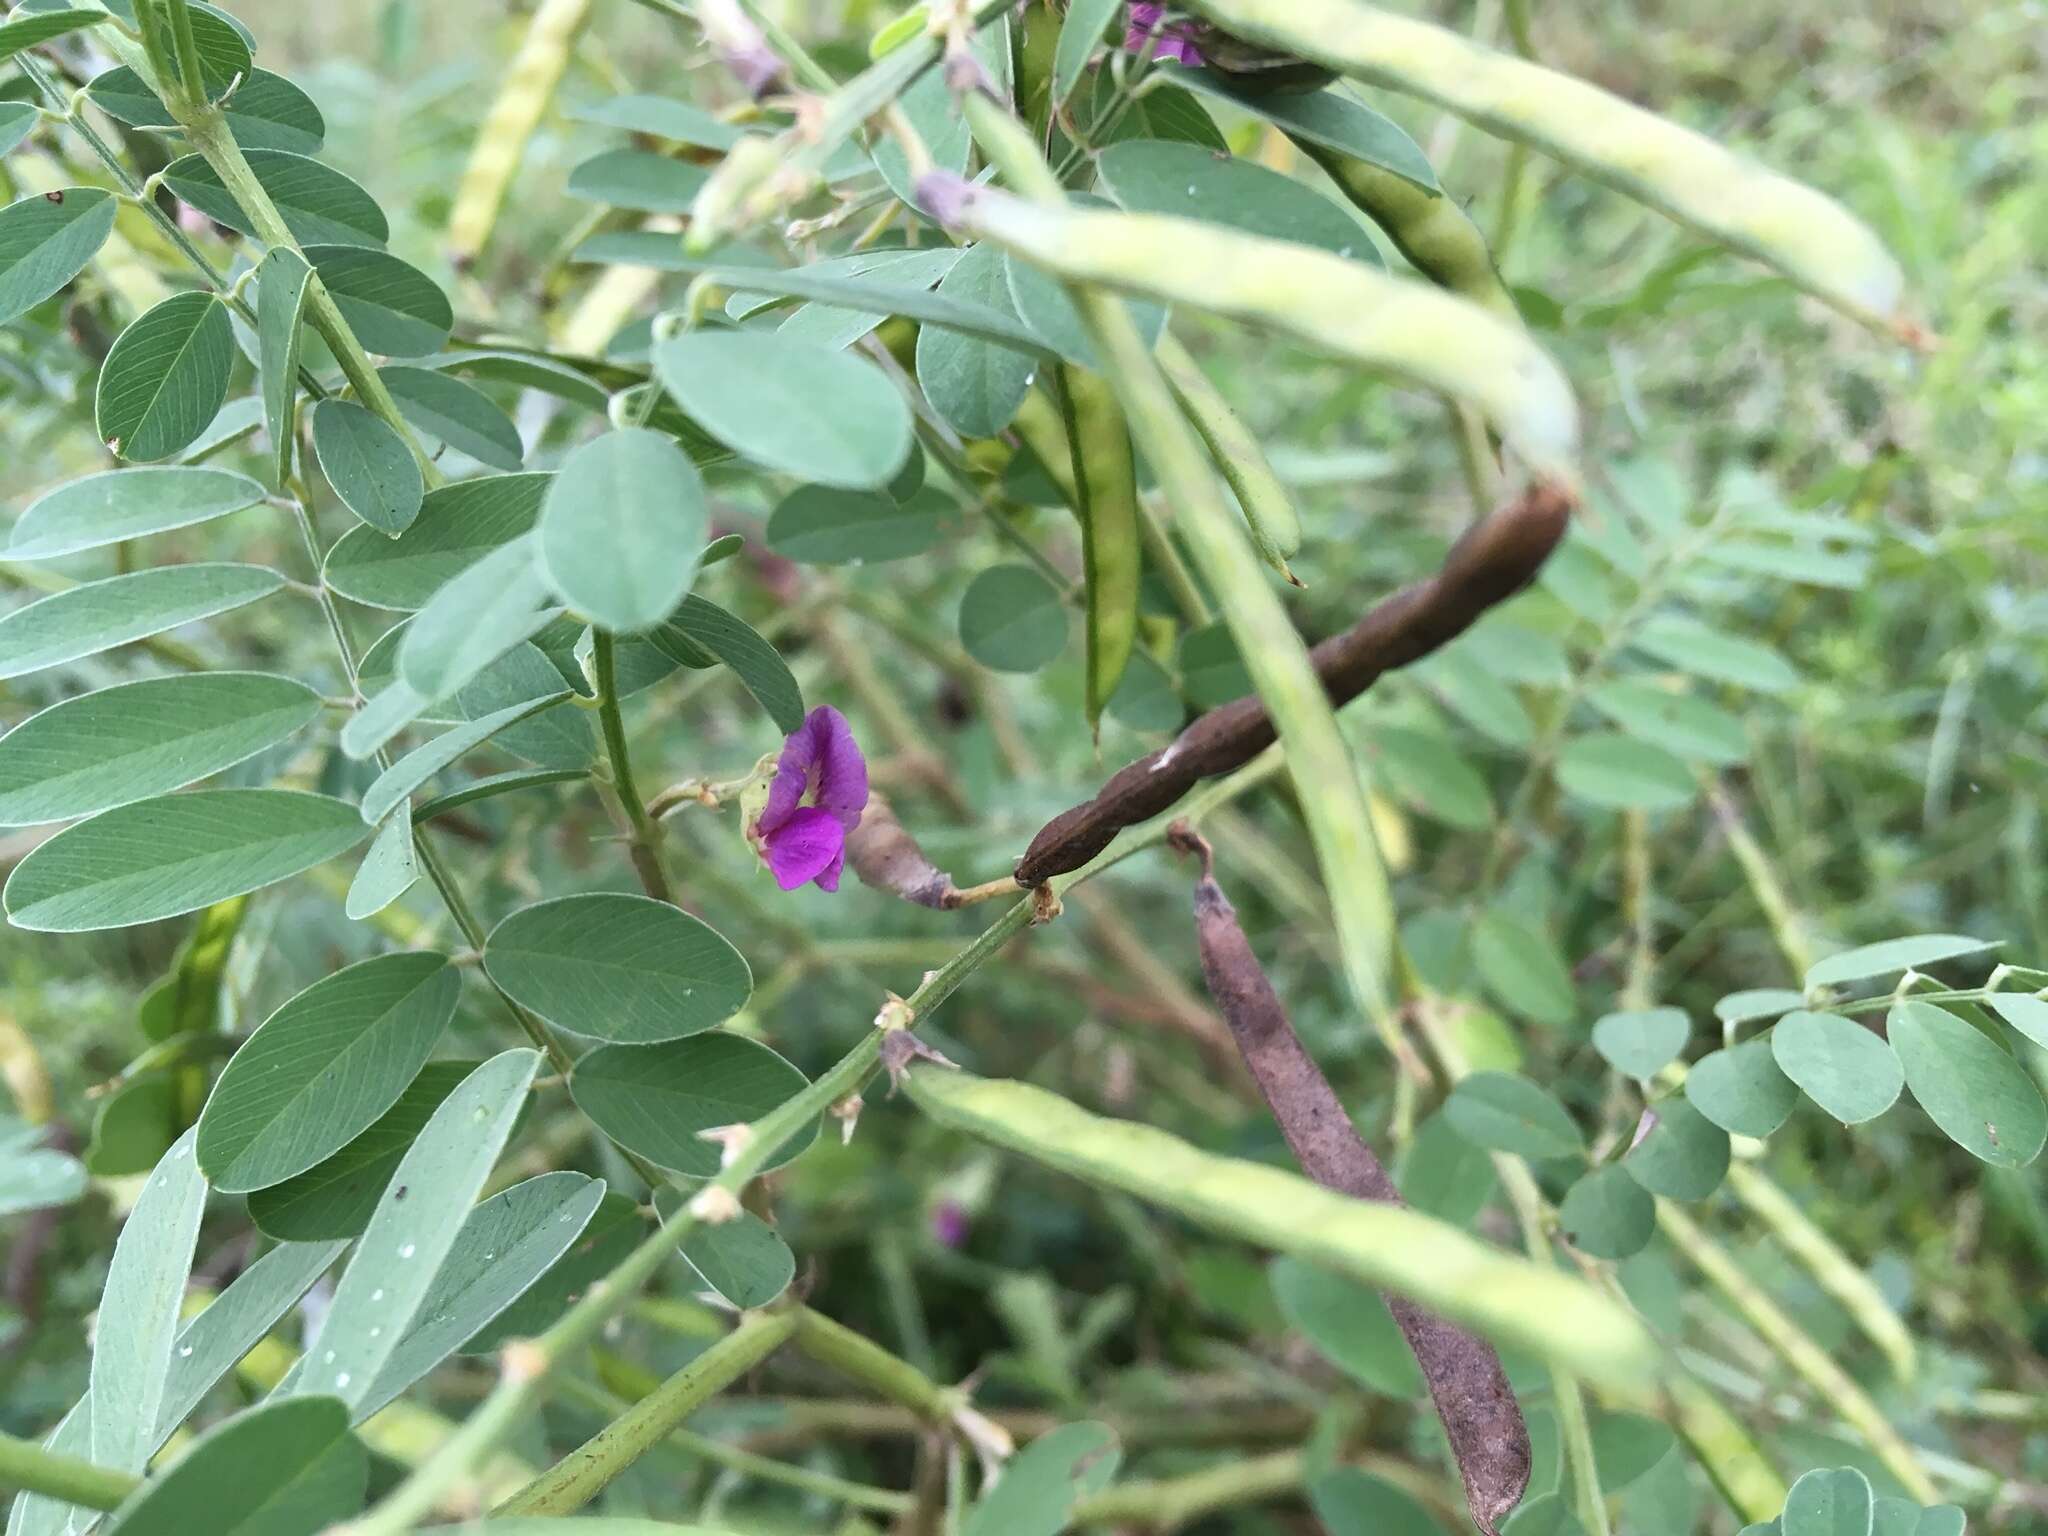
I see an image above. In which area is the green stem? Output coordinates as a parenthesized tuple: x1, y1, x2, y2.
(161, 0, 210, 106)
(792, 1306, 952, 1421)
(497, 1309, 800, 1516)
(1072, 1448, 1302, 1528)
(591, 630, 676, 904)
(0, 1433, 135, 1513)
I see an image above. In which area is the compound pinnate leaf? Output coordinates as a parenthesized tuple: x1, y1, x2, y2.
(1771, 1010, 1904, 1125)
(359, 691, 570, 825)
(485, 893, 752, 1045)
(325, 471, 551, 610)
(963, 1421, 1121, 1536)
(654, 330, 912, 490)
(311, 398, 424, 536)
(293, 1049, 540, 1413)
(571, 1033, 814, 1176)
(0, 672, 320, 826)
(5, 788, 367, 932)
(5, 466, 266, 560)
(88, 65, 325, 153)
(164, 150, 387, 247)
(0, 187, 116, 328)
(96, 292, 234, 462)
(1444, 1071, 1584, 1160)
(197, 952, 459, 1193)
(0, 562, 284, 681)
(538, 427, 708, 633)
(1804, 934, 1996, 991)
(1888, 1000, 2046, 1168)
(100, 1397, 366, 1536)
(1685, 1036, 1800, 1138)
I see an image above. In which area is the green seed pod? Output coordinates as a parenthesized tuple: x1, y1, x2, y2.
(1170, 826, 1529, 1534)
(1057, 365, 1142, 731)
(1175, 0, 1912, 336)
(1156, 333, 1302, 579)
(936, 186, 1578, 479)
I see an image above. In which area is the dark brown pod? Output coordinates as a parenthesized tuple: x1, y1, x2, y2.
(1170, 826, 1531, 1534)
(846, 794, 1012, 911)
(1014, 480, 1574, 886)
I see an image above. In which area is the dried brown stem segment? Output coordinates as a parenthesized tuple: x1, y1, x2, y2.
(1015, 481, 1574, 885)
(1169, 824, 1530, 1534)
(846, 794, 1013, 910)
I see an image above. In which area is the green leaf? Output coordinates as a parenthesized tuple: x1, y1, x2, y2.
(1715, 988, 1804, 1025)
(450, 641, 597, 768)
(353, 1172, 605, 1418)
(247, 1062, 476, 1241)
(538, 427, 708, 633)
(484, 893, 752, 1045)
(962, 1421, 1121, 1536)
(1179, 622, 1252, 707)
(86, 1073, 178, 1176)
(1307, 1468, 1445, 1536)
(4, 788, 367, 932)
(566, 146, 708, 212)
(359, 692, 571, 824)
(87, 65, 325, 153)
(170, 1, 255, 101)
(397, 537, 561, 703)
(1590, 1412, 1678, 1490)
(6, 465, 266, 560)
(379, 366, 523, 471)
(92, 1130, 206, 1473)
(1097, 138, 1377, 264)
(1367, 723, 1493, 830)
(96, 292, 234, 461)
(1051, 0, 1120, 109)
(1592, 1007, 1690, 1080)
(163, 150, 387, 247)
(657, 595, 805, 734)
(1444, 1072, 1584, 1159)
(1556, 732, 1696, 811)
(1472, 909, 1577, 1029)
(99, 1397, 366, 1536)
(292, 1049, 540, 1413)
(0, 562, 283, 680)
(1584, 679, 1748, 765)
(1780, 1466, 1874, 1536)
(1771, 1010, 1904, 1125)
(0, 9, 100, 63)
(1632, 614, 1799, 694)
(569, 94, 742, 148)
(916, 242, 1037, 439)
(1418, 647, 1535, 747)
(346, 811, 419, 919)
(312, 399, 424, 536)
(960, 564, 1067, 673)
(1804, 934, 1997, 991)
(257, 247, 313, 485)
(465, 1191, 644, 1353)
(0, 672, 319, 826)
(306, 244, 453, 357)
(196, 952, 459, 1193)
(1987, 993, 2048, 1051)
(0, 1146, 86, 1217)
(325, 471, 550, 610)
(1558, 1165, 1656, 1260)
(1686, 1037, 1800, 1137)
(0, 101, 37, 157)
(1499, 1492, 1584, 1535)
(662, 1197, 796, 1309)
(767, 483, 944, 565)
(1888, 1001, 2046, 1168)
(1623, 1096, 1730, 1200)
(1270, 1256, 1424, 1396)
(0, 187, 116, 327)
(1005, 247, 1166, 372)
(1395, 1109, 1496, 1224)
(1167, 71, 1439, 191)
(413, 769, 581, 821)
(654, 330, 913, 490)
(570, 1033, 815, 1177)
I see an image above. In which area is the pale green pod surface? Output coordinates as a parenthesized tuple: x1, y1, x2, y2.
(959, 191, 1579, 480)
(1177, 0, 1909, 335)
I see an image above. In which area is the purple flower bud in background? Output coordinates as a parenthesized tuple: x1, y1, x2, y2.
(1125, 3, 1206, 66)
(755, 705, 869, 892)
(930, 1198, 971, 1249)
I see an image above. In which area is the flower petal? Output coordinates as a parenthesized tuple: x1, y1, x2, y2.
(760, 709, 825, 835)
(807, 705, 869, 830)
(763, 805, 845, 890)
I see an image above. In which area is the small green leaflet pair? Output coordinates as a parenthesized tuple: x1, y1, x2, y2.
(1739, 1465, 1965, 1536)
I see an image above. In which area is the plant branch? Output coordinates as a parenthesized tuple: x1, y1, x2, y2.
(591, 629, 676, 904)
(0, 1433, 134, 1514)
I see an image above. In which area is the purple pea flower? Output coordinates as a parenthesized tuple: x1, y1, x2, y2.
(1125, 3, 1206, 66)
(754, 705, 869, 892)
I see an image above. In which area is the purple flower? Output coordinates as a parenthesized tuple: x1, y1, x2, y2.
(1125, 3, 1206, 66)
(755, 706, 869, 892)
(930, 1198, 971, 1249)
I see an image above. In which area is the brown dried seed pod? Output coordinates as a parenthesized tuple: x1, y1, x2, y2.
(846, 794, 1013, 911)
(1015, 480, 1573, 886)
(1169, 824, 1531, 1534)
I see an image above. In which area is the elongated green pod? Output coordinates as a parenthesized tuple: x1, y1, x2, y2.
(446, 0, 593, 265)
(1009, 386, 1080, 504)
(1156, 333, 1302, 581)
(905, 1065, 1662, 1398)
(1177, 0, 1911, 337)
(930, 187, 1579, 480)
(1057, 365, 1142, 730)
(1294, 139, 1518, 322)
